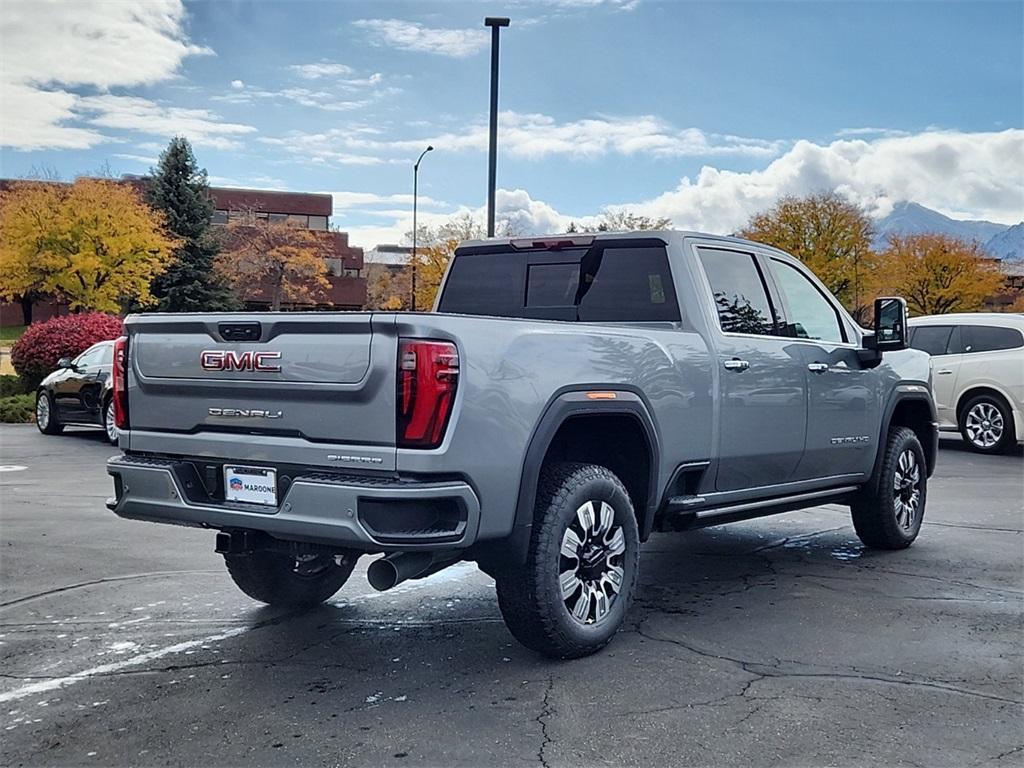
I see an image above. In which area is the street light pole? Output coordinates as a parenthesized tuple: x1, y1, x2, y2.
(411, 144, 433, 311)
(484, 17, 509, 238)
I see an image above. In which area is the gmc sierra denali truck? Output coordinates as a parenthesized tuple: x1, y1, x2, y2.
(106, 231, 938, 658)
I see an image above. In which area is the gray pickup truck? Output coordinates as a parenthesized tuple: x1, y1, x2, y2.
(107, 231, 937, 658)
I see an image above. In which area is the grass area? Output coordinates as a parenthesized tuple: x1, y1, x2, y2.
(0, 325, 27, 344)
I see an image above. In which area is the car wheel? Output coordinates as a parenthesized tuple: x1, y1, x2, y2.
(224, 550, 358, 608)
(959, 394, 1015, 454)
(102, 397, 118, 445)
(495, 462, 640, 659)
(35, 391, 63, 435)
(851, 426, 926, 549)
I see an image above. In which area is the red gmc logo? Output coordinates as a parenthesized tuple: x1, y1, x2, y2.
(200, 350, 282, 373)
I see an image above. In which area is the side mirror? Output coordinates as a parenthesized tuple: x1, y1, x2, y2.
(57, 357, 74, 370)
(872, 297, 909, 352)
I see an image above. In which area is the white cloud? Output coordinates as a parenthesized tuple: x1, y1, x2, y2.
(0, 0, 215, 151)
(113, 153, 158, 165)
(626, 129, 1024, 230)
(290, 61, 355, 79)
(327, 191, 445, 210)
(264, 112, 782, 167)
(230, 79, 245, 89)
(835, 127, 910, 138)
(353, 19, 488, 58)
(77, 95, 256, 150)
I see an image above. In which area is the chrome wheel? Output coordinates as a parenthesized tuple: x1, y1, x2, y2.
(559, 500, 626, 626)
(892, 449, 922, 531)
(104, 400, 118, 443)
(36, 394, 50, 429)
(965, 402, 1003, 449)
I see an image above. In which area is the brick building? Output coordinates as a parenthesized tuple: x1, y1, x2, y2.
(0, 179, 366, 325)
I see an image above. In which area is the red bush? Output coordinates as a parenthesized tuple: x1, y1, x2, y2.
(11, 313, 123, 390)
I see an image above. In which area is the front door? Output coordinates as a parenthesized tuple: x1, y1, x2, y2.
(696, 247, 807, 492)
(765, 256, 880, 480)
(909, 324, 961, 429)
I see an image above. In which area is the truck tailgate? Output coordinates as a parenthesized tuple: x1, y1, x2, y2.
(125, 314, 396, 465)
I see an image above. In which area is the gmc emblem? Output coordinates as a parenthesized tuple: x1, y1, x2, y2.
(200, 350, 282, 373)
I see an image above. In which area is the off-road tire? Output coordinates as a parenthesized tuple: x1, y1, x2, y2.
(851, 426, 926, 549)
(958, 393, 1016, 454)
(224, 550, 358, 608)
(495, 462, 640, 659)
(35, 391, 63, 435)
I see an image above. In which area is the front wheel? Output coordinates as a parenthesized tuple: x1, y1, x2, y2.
(35, 391, 63, 435)
(495, 462, 640, 659)
(959, 394, 1016, 454)
(224, 550, 358, 608)
(851, 426, 926, 549)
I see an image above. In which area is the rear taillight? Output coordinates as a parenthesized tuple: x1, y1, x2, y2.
(397, 339, 459, 449)
(113, 335, 129, 430)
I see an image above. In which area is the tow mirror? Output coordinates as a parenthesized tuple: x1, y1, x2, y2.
(872, 297, 909, 352)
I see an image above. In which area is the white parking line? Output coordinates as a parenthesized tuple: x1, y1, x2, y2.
(0, 561, 478, 704)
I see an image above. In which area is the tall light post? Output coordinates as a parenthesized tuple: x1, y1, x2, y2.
(484, 17, 509, 237)
(411, 144, 433, 311)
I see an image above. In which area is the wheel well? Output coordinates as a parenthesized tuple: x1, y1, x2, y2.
(955, 386, 1010, 422)
(540, 413, 652, 535)
(889, 399, 936, 475)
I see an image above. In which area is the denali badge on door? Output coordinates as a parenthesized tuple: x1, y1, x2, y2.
(224, 465, 277, 506)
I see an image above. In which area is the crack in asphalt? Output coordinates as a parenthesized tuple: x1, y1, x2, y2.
(535, 676, 554, 768)
(632, 618, 1021, 706)
(0, 570, 223, 609)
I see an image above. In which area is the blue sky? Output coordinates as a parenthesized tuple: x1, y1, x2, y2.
(1, 0, 1022, 247)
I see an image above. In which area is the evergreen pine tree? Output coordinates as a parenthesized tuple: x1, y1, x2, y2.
(147, 137, 237, 312)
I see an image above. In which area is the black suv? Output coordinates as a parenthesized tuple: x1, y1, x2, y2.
(36, 340, 118, 445)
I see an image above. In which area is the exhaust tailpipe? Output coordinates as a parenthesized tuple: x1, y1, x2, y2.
(367, 551, 459, 591)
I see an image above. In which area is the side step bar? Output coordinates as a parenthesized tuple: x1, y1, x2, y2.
(661, 486, 858, 532)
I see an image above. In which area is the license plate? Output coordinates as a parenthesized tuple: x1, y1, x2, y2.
(224, 465, 277, 507)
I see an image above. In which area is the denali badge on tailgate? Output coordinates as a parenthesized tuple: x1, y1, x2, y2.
(200, 350, 282, 372)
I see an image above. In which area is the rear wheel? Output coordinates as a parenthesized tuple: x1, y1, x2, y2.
(224, 550, 358, 608)
(959, 394, 1015, 454)
(102, 397, 118, 445)
(495, 462, 640, 659)
(35, 391, 63, 435)
(851, 426, 926, 549)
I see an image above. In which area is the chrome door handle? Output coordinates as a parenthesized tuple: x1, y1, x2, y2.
(723, 359, 749, 372)
(936, 369, 953, 375)
(807, 362, 829, 373)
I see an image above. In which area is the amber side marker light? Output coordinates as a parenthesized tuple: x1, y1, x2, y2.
(586, 392, 617, 400)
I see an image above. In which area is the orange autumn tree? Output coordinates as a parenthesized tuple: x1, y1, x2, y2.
(0, 179, 176, 314)
(411, 238, 458, 310)
(217, 216, 332, 310)
(873, 233, 1004, 315)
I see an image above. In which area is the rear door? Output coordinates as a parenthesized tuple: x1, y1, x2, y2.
(126, 314, 397, 467)
(695, 246, 807, 492)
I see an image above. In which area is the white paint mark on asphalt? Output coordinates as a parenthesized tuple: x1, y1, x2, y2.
(0, 465, 27, 473)
(0, 560, 478, 705)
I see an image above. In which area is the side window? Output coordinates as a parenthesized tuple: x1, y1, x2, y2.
(95, 344, 113, 366)
(769, 259, 845, 343)
(909, 326, 954, 356)
(74, 346, 103, 368)
(965, 325, 1024, 354)
(698, 248, 776, 335)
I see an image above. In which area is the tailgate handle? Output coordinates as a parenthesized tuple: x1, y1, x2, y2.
(218, 322, 262, 342)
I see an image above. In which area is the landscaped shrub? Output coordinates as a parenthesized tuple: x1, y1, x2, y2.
(0, 375, 25, 397)
(10, 313, 123, 391)
(0, 394, 35, 423)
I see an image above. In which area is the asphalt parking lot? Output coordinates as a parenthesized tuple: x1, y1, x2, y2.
(1, 425, 1021, 767)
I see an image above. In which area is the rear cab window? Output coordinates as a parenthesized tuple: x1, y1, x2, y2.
(438, 239, 680, 323)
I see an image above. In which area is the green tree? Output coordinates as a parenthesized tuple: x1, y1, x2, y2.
(146, 137, 237, 311)
(739, 192, 876, 318)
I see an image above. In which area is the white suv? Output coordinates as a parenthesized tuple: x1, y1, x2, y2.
(908, 313, 1024, 454)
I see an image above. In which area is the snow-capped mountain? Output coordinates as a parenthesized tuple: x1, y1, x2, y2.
(983, 222, 1024, 262)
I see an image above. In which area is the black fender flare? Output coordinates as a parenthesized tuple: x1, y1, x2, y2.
(870, 384, 938, 491)
(481, 387, 661, 571)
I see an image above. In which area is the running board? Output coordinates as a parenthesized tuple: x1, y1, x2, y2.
(660, 486, 858, 532)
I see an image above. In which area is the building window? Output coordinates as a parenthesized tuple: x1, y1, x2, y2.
(287, 214, 308, 227)
(308, 215, 328, 231)
(269, 212, 288, 223)
(343, 268, 361, 278)
(212, 209, 228, 225)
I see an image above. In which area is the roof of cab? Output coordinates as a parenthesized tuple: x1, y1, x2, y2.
(456, 229, 781, 254)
